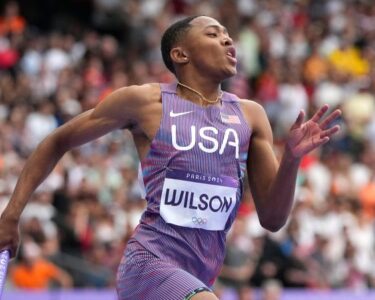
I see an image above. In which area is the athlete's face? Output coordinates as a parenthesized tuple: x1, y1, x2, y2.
(183, 16, 237, 79)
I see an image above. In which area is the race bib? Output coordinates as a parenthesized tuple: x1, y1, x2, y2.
(160, 169, 239, 231)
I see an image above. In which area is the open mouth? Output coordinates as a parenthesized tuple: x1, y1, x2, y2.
(226, 47, 237, 63)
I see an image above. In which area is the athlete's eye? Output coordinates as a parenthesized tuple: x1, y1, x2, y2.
(207, 33, 218, 37)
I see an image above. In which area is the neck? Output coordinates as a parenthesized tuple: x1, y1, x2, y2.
(176, 77, 222, 106)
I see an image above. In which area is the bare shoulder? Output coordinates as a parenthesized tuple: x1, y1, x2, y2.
(238, 98, 268, 132)
(238, 98, 265, 113)
(108, 83, 161, 107)
(95, 83, 161, 124)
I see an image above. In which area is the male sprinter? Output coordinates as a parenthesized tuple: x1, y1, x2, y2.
(0, 16, 340, 299)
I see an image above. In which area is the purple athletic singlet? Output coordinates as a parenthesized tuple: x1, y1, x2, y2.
(116, 83, 252, 300)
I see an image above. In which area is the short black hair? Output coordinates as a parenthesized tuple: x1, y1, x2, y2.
(161, 15, 200, 74)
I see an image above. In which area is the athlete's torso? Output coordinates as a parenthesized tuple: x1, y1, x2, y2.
(131, 82, 252, 286)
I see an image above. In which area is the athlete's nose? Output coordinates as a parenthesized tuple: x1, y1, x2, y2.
(222, 36, 233, 46)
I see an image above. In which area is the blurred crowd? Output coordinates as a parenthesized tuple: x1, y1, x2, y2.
(0, 0, 374, 298)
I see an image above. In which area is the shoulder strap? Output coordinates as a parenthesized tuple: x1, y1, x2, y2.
(159, 82, 177, 94)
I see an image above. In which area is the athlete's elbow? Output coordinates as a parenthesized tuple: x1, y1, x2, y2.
(256, 202, 290, 232)
(258, 216, 287, 232)
(260, 222, 284, 233)
(40, 132, 69, 157)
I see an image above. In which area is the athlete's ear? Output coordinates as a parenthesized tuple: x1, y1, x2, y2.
(170, 47, 189, 65)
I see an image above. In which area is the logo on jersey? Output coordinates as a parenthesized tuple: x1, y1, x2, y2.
(169, 110, 193, 117)
(192, 217, 207, 225)
(171, 125, 239, 159)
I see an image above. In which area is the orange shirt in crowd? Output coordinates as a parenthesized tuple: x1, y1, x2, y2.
(0, 16, 26, 36)
(359, 182, 375, 218)
(10, 259, 60, 289)
(303, 54, 328, 84)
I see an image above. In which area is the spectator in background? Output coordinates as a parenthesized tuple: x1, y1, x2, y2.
(0, 1, 25, 36)
(313, 68, 345, 110)
(237, 17, 261, 81)
(24, 102, 58, 150)
(218, 215, 258, 297)
(0, 1, 25, 70)
(303, 42, 328, 86)
(261, 279, 282, 300)
(10, 236, 72, 289)
(255, 59, 281, 127)
(275, 69, 308, 138)
(342, 87, 375, 141)
(359, 172, 375, 218)
(328, 39, 369, 78)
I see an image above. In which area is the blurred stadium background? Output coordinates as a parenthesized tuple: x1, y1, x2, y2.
(0, 0, 374, 299)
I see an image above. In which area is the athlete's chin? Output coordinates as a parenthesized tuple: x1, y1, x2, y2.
(221, 66, 237, 79)
(205, 64, 237, 81)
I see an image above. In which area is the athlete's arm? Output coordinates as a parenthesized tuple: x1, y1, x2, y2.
(242, 102, 340, 232)
(0, 84, 154, 256)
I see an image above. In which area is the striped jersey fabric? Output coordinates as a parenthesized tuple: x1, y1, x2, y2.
(130, 82, 252, 286)
(117, 240, 211, 299)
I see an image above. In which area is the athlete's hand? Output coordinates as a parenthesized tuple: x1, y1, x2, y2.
(286, 104, 341, 158)
(0, 216, 20, 258)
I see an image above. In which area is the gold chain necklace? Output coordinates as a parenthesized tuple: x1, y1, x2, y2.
(177, 82, 223, 104)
